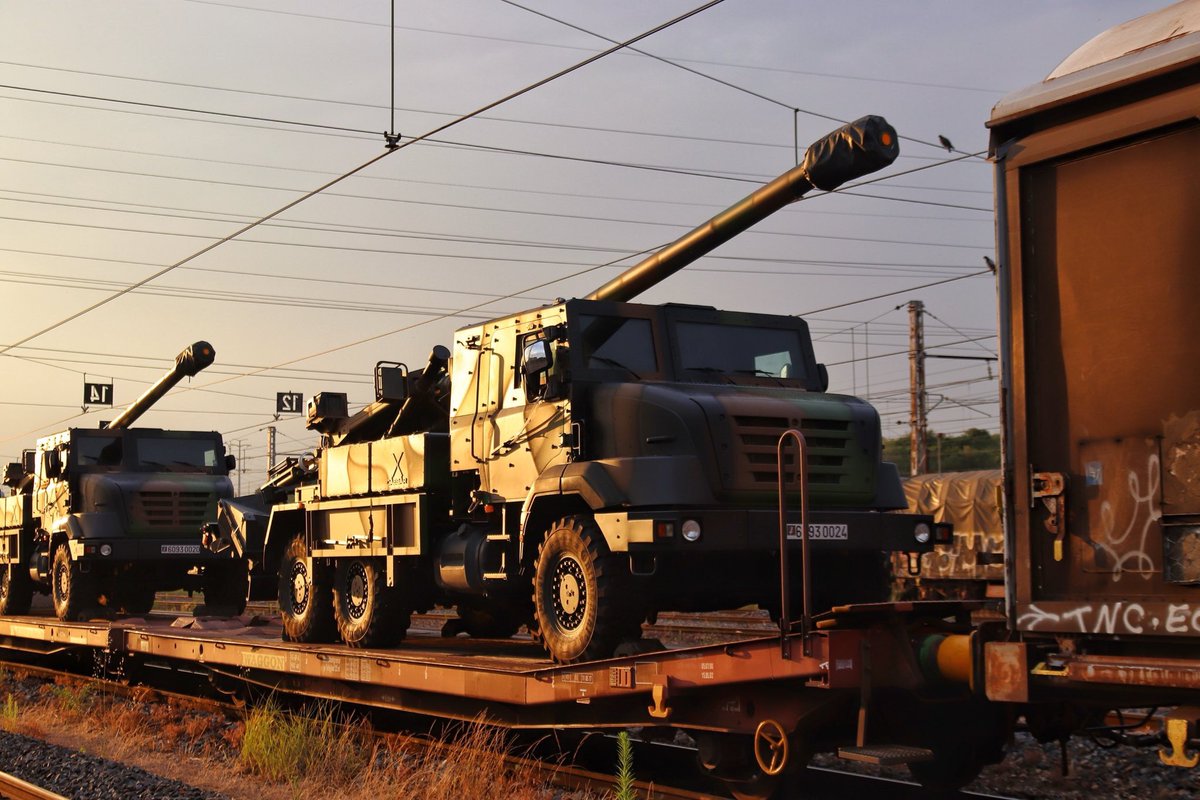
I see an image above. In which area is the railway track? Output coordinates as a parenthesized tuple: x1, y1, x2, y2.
(0, 657, 1021, 800)
(0, 770, 67, 800)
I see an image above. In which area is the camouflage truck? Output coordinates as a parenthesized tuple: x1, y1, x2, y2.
(222, 116, 948, 663)
(0, 342, 245, 620)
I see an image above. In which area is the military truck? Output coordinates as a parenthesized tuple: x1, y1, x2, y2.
(224, 116, 945, 663)
(0, 342, 245, 620)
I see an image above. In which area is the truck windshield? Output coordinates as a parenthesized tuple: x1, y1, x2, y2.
(577, 314, 657, 375)
(75, 435, 124, 467)
(675, 322, 808, 380)
(134, 437, 223, 472)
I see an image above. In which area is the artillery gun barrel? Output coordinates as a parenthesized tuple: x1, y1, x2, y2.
(585, 115, 899, 303)
(106, 341, 216, 430)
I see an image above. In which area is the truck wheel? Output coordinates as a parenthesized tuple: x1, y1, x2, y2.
(533, 515, 639, 664)
(278, 535, 335, 643)
(0, 563, 33, 615)
(203, 561, 249, 616)
(117, 583, 157, 616)
(51, 545, 95, 622)
(333, 558, 410, 648)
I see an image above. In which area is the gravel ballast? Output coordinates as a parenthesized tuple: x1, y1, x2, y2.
(0, 729, 227, 800)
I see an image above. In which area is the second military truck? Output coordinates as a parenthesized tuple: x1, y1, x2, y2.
(224, 116, 944, 663)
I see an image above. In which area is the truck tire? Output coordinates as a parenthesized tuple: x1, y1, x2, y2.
(117, 583, 157, 616)
(0, 563, 33, 615)
(278, 535, 335, 643)
(51, 544, 95, 622)
(333, 558, 410, 648)
(533, 515, 642, 664)
(203, 561, 249, 616)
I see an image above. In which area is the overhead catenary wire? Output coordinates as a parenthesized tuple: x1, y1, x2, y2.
(173, 0, 1005, 94)
(0, 0, 732, 436)
(497, 0, 988, 159)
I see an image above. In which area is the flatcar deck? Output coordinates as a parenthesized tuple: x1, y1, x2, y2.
(0, 607, 900, 733)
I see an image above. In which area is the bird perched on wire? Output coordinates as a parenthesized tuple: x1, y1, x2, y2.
(938, 135, 954, 152)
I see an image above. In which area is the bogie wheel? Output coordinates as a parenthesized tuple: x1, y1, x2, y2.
(0, 562, 33, 615)
(51, 544, 96, 621)
(333, 558, 410, 648)
(203, 561, 249, 616)
(697, 730, 805, 800)
(278, 535, 336, 643)
(725, 773, 782, 800)
(532, 515, 641, 664)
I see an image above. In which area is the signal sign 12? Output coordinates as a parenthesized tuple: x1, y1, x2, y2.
(84, 382, 113, 406)
(277, 392, 303, 414)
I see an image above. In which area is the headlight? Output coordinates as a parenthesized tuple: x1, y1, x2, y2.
(914, 523, 931, 544)
(681, 519, 702, 542)
(99, 544, 113, 556)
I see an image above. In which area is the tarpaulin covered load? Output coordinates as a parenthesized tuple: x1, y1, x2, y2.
(892, 470, 1004, 596)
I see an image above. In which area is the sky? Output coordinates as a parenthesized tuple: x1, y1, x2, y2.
(0, 0, 1168, 488)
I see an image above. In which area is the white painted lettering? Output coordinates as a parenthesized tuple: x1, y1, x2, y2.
(1093, 602, 1122, 634)
(1060, 605, 1092, 632)
(1123, 604, 1145, 634)
(1166, 604, 1190, 634)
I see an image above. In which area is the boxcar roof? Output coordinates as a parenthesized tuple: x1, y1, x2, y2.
(990, 0, 1200, 127)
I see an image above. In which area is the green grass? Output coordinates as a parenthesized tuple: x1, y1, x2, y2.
(51, 683, 93, 715)
(1, 693, 18, 726)
(239, 699, 367, 784)
(614, 730, 637, 800)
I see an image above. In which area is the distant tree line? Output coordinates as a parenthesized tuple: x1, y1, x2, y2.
(882, 427, 1000, 477)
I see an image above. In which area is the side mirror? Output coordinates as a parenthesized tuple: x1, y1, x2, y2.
(522, 340, 552, 376)
(3, 462, 24, 488)
(816, 364, 830, 392)
(225, 454, 237, 472)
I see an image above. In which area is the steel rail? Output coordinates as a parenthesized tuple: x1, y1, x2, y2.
(0, 770, 70, 800)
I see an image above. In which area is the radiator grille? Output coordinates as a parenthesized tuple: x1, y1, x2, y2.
(731, 415, 852, 489)
(134, 490, 211, 527)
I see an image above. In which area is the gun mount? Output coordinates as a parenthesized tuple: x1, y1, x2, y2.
(586, 115, 898, 303)
(106, 341, 216, 430)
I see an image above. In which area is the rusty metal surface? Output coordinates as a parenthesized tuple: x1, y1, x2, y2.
(0, 605, 960, 733)
(1062, 653, 1200, 690)
(983, 642, 1028, 703)
(1000, 83, 1200, 637)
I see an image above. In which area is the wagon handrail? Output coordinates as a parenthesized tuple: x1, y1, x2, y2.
(777, 429, 812, 659)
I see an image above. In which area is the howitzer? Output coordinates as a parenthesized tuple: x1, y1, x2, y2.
(106, 341, 216, 430)
(586, 115, 898, 302)
(239, 113, 939, 666)
(0, 340, 239, 622)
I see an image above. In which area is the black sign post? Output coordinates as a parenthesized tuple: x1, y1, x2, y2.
(276, 392, 303, 415)
(84, 382, 114, 406)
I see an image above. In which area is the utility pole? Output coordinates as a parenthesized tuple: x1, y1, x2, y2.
(266, 426, 276, 470)
(230, 439, 246, 495)
(908, 300, 928, 476)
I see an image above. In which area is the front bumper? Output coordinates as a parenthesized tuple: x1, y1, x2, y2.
(594, 507, 943, 553)
(69, 537, 241, 563)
